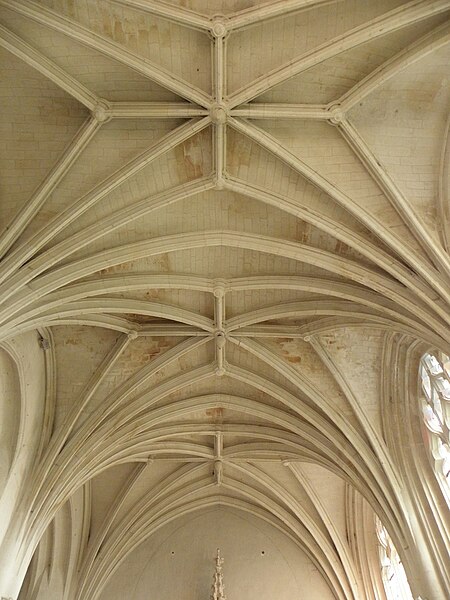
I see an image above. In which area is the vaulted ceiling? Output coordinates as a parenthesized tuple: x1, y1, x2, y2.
(1, 1, 450, 599)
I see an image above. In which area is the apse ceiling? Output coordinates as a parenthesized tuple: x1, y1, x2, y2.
(1, 1, 450, 599)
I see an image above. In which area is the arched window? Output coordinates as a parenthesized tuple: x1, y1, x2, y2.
(376, 518, 413, 600)
(419, 352, 450, 501)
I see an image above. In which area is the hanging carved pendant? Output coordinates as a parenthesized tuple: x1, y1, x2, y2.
(210, 549, 227, 600)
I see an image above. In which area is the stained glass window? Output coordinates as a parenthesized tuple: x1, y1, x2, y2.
(419, 352, 450, 499)
(376, 518, 413, 600)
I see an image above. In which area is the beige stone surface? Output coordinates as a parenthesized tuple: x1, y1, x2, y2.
(0, 1, 449, 599)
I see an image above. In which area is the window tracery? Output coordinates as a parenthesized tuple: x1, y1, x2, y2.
(419, 352, 450, 500)
(375, 518, 413, 600)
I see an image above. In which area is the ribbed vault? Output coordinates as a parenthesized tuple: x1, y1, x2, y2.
(0, 1, 449, 599)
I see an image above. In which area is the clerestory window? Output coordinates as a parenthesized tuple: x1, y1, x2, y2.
(419, 352, 450, 501)
(376, 518, 413, 600)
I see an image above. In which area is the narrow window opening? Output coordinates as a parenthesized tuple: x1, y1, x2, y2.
(419, 352, 450, 500)
(376, 518, 413, 600)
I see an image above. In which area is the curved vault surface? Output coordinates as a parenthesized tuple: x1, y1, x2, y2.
(0, 1, 450, 599)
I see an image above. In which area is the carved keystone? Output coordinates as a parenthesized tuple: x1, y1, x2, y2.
(92, 100, 112, 123)
(328, 104, 344, 126)
(210, 103, 228, 125)
(213, 280, 227, 298)
(215, 331, 226, 349)
(210, 17, 228, 38)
